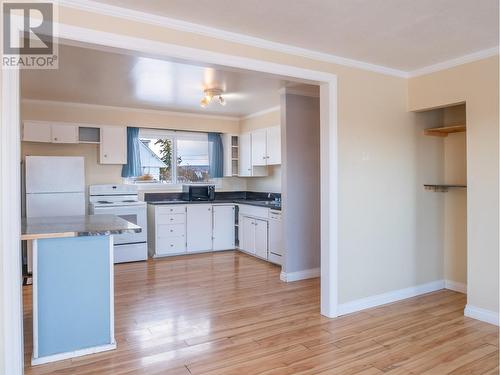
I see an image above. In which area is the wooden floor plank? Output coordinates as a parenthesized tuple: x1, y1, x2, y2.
(23, 251, 498, 374)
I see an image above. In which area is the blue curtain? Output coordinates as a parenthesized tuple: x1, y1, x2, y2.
(208, 132, 223, 178)
(121, 127, 143, 177)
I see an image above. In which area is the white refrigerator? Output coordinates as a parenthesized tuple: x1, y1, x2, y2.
(26, 156, 86, 218)
(25, 156, 86, 275)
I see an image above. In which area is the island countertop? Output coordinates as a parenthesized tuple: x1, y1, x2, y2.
(21, 214, 142, 241)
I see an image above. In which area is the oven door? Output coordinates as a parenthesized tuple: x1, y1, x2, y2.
(93, 204, 147, 245)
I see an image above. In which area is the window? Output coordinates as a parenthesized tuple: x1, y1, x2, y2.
(139, 129, 209, 184)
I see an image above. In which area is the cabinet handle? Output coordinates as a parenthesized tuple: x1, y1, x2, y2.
(54, 137, 58, 141)
(104, 154, 108, 158)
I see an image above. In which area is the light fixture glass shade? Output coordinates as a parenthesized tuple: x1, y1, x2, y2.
(200, 96, 210, 108)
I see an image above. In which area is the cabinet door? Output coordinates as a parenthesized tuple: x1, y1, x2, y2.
(186, 205, 213, 252)
(100, 126, 127, 164)
(266, 126, 281, 165)
(239, 132, 252, 176)
(254, 219, 268, 259)
(240, 216, 256, 254)
(51, 124, 78, 143)
(251, 129, 267, 166)
(23, 122, 51, 142)
(213, 205, 235, 251)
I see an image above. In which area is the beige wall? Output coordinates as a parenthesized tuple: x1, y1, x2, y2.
(443, 106, 467, 286)
(2, 6, 496, 349)
(52, 4, 457, 304)
(239, 109, 280, 133)
(240, 109, 282, 193)
(21, 100, 248, 195)
(22, 100, 240, 133)
(409, 56, 499, 313)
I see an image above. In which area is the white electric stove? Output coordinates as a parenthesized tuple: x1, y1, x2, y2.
(89, 184, 147, 263)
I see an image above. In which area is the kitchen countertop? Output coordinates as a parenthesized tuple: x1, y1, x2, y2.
(21, 214, 142, 240)
(147, 199, 281, 210)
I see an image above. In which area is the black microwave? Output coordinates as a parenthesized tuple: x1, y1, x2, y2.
(182, 184, 215, 201)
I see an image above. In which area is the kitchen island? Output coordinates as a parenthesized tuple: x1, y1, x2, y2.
(21, 215, 141, 366)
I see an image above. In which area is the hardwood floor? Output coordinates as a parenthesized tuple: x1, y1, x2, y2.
(23, 251, 498, 374)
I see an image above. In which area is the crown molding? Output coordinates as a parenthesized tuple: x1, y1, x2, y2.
(408, 47, 499, 78)
(241, 106, 280, 120)
(55, 1, 500, 80)
(21, 99, 241, 121)
(58, 0, 408, 78)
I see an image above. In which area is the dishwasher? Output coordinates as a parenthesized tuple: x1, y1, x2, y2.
(268, 209, 283, 265)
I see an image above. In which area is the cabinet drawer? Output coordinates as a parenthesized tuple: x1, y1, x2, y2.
(269, 211, 281, 220)
(157, 236, 186, 255)
(157, 205, 186, 215)
(238, 204, 269, 219)
(157, 213, 186, 225)
(157, 223, 185, 238)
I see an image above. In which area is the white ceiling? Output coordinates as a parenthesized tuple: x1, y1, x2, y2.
(21, 45, 286, 117)
(90, 0, 499, 72)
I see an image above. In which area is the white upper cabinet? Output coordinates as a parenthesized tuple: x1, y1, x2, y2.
(23, 122, 52, 143)
(51, 124, 78, 143)
(100, 126, 127, 164)
(251, 129, 267, 166)
(23, 121, 77, 144)
(238, 132, 252, 177)
(239, 132, 268, 177)
(248, 126, 281, 168)
(266, 126, 281, 165)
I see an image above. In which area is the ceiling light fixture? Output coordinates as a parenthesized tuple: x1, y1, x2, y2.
(200, 88, 226, 108)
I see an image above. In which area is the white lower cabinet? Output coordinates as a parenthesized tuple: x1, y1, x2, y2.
(148, 203, 235, 257)
(239, 217, 269, 259)
(148, 205, 187, 257)
(254, 219, 269, 259)
(240, 216, 257, 255)
(213, 205, 236, 250)
(238, 204, 271, 261)
(186, 205, 213, 252)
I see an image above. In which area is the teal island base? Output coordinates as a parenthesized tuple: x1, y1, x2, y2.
(31, 235, 115, 366)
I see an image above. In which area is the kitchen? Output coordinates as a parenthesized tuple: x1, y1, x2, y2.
(20, 42, 320, 370)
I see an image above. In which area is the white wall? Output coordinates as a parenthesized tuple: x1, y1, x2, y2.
(282, 93, 320, 273)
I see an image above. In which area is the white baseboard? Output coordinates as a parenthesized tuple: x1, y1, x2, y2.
(444, 280, 467, 294)
(464, 305, 500, 326)
(280, 267, 320, 282)
(31, 342, 116, 366)
(337, 280, 445, 316)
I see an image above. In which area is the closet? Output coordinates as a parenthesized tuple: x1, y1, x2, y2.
(421, 103, 467, 293)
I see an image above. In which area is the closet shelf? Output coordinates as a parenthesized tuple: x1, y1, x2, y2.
(424, 124, 466, 137)
(424, 184, 467, 192)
